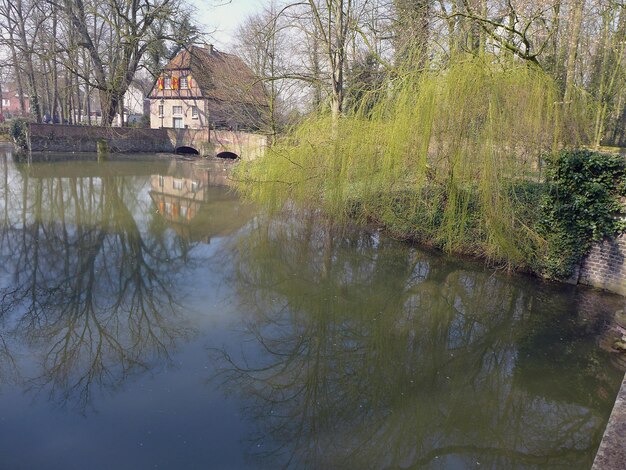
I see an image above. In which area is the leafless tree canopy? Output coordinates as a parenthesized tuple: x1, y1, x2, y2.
(233, 0, 626, 145)
(0, 0, 199, 125)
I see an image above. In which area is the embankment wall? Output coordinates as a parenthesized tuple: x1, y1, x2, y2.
(580, 234, 626, 296)
(28, 124, 174, 153)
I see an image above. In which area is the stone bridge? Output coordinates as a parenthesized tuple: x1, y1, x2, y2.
(167, 128, 267, 160)
(26, 123, 267, 160)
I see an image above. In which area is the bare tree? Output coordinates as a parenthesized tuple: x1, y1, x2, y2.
(235, 4, 297, 143)
(51, 0, 189, 125)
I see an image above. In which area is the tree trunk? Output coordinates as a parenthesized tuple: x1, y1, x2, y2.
(307, 0, 351, 122)
(52, 8, 59, 124)
(393, 0, 431, 65)
(14, 0, 42, 122)
(75, 72, 82, 125)
(7, 27, 26, 114)
(564, 0, 585, 104)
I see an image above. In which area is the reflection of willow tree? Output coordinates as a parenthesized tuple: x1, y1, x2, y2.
(216, 214, 621, 469)
(0, 163, 193, 410)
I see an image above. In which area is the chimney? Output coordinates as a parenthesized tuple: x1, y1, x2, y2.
(204, 43, 214, 54)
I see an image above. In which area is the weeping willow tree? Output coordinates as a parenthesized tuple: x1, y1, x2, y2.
(236, 57, 586, 270)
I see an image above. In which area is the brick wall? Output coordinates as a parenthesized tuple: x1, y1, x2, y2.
(28, 123, 174, 153)
(579, 234, 626, 296)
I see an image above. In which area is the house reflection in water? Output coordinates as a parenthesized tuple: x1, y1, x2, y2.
(150, 160, 253, 242)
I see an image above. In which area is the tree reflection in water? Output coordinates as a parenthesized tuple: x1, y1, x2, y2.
(0, 156, 194, 410)
(214, 214, 623, 469)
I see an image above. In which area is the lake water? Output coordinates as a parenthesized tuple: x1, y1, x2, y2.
(0, 147, 624, 470)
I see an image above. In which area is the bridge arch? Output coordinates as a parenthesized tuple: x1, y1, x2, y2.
(175, 146, 200, 155)
(216, 151, 239, 160)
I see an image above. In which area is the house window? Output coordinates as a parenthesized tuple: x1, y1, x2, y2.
(172, 105, 183, 115)
(173, 179, 183, 190)
(191, 106, 198, 119)
(158, 105, 164, 116)
(173, 117, 184, 128)
(1, 99, 9, 107)
(165, 77, 171, 89)
(158, 175, 165, 187)
(191, 180, 199, 192)
(180, 77, 188, 89)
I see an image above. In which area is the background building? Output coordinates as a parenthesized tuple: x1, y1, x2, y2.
(0, 83, 30, 118)
(147, 44, 267, 131)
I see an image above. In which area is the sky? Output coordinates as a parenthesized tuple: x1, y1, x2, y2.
(191, 0, 267, 50)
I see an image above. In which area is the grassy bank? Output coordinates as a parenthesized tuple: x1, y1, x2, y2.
(236, 57, 625, 279)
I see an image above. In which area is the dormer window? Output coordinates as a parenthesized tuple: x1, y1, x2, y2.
(164, 77, 171, 89)
(180, 76, 188, 89)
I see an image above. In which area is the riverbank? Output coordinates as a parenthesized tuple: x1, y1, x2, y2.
(593, 372, 626, 469)
(235, 58, 626, 299)
(238, 149, 626, 297)
(594, 306, 626, 468)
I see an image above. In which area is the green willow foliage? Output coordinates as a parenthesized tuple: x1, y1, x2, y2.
(236, 57, 585, 269)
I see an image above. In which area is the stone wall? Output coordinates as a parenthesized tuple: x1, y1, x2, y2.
(28, 123, 174, 153)
(592, 373, 626, 470)
(579, 234, 626, 296)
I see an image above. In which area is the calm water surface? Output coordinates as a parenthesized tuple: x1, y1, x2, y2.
(0, 147, 623, 470)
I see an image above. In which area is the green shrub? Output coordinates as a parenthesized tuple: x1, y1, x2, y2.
(9, 119, 29, 150)
(538, 150, 626, 278)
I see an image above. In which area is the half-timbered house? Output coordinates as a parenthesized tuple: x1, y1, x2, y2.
(147, 44, 266, 130)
